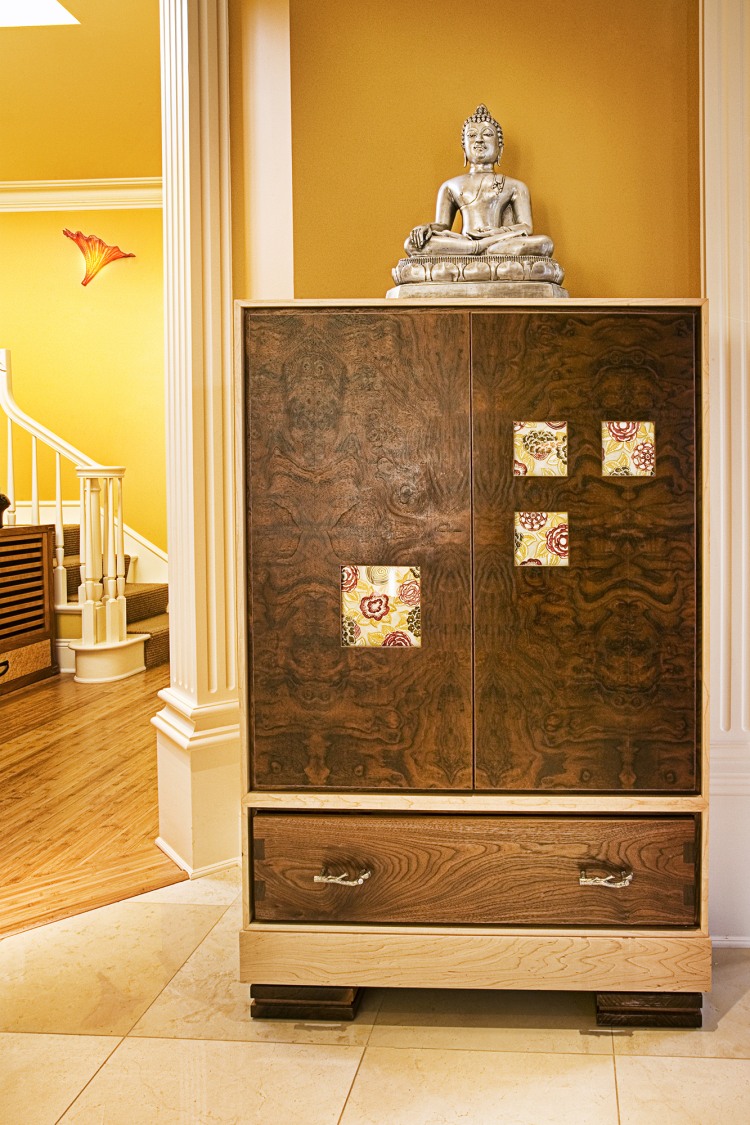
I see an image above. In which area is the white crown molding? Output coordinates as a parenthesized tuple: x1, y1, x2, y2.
(0, 177, 162, 212)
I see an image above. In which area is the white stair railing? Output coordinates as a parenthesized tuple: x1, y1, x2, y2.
(0, 348, 129, 650)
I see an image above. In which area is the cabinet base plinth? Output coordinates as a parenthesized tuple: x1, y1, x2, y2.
(595, 991, 703, 1028)
(250, 985, 364, 1021)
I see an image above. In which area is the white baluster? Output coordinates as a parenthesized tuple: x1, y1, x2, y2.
(5, 417, 16, 526)
(80, 477, 96, 644)
(104, 475, 121, 642)
(116, 473, 127, 638)
(31, 435, 39, 525)
(79, 472, 104, 646)
(77, 475, 86, 603)
(101, 471, 111, 595)
(53, 451, 67, 605)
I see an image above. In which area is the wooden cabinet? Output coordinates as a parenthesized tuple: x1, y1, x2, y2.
(0, 524, 58, 696)
(239, 301, 709, 1025)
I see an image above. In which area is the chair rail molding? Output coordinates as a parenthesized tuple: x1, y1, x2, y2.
(703, 0, 750, 939)
(0, 178, 163, 211)
(153, 0, 240, 875)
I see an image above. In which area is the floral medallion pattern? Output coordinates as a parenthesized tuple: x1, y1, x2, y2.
(602, 421, 656, 477)
(513, 422, 568, 476)
(514, 512, 569, 567)
(341, 565, 422, 647)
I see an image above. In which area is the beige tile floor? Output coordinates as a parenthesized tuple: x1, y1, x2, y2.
(1, 867, 749, 1124)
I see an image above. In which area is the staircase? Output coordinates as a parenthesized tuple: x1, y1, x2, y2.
(62, 525, 169, 669)
(2, 348, 169, 681)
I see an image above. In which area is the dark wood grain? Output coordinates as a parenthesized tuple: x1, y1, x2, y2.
(250, 985, 363, 1021)
(595, 991, 702, 1027)
(244, 309, 473, 790)
(472, 310, 701, 792)
(252, 812, 698, 927)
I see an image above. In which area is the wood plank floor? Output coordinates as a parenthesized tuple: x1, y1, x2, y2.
(0, 666, 186, 938)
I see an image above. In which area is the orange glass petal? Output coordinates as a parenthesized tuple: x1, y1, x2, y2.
(63, 229, 135, 286)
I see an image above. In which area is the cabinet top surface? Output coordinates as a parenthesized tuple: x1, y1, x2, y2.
(236, 298, 706, 310)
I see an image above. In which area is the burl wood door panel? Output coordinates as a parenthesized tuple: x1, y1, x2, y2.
(245, 309, 473, 789)
(252, 812, 698, 927)
(473, 310, 701, 792)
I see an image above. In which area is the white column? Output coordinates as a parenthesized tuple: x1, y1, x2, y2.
(154, 0, 240, 875)
(704, 0, 750, 941)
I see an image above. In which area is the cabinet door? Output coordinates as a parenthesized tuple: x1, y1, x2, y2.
(472, 310, 701, 792)
(245, 309, 473, 789)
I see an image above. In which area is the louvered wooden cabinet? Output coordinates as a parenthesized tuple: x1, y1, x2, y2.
(238, 300, 709, 1026)
(0, 525, 58, 695)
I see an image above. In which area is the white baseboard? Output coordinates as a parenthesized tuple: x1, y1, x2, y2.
(155, 836, 241, 879)
(712, 937, 750, 948)
(55, 639, 75, 674)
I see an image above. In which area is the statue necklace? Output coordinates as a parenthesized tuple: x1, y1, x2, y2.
(463, 172, 506, 206)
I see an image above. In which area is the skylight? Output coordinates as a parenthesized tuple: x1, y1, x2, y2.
(0, 0, 79, 26)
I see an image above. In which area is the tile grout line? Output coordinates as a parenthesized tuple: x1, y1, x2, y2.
(329, 1040, 625, 1059)
(361, 989, 386, 1047)
(335, 1040, 369, 1125)
(612, 1048, 623, 1125)
(54, 1035, 125, 1124)
(120, 899, 237, 1037)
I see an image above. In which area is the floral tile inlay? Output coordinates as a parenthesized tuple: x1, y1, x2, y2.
(513, 422, 568, 476)
(341, 565, 421, 647)
(602, 421, 656, 477)
(514, 512, 569, 567)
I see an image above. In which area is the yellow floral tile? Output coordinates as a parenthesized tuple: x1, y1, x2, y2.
(514, 512, 569, 567)
(602, 421, 655, 476)
(341, 566, 421, 647)
(513, 422, 567, 476)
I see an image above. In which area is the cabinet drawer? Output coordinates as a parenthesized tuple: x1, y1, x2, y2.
(0, 639, 55, 695)
(252, 813, 698, 927)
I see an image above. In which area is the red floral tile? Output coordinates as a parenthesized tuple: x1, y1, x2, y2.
(341, 566, 421, 647)
(513, 422, 568, 476)
(602, 421, 655, 476)
(514, 512, 569, 567)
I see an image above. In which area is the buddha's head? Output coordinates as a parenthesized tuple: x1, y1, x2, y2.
(462, 104, 503, 166)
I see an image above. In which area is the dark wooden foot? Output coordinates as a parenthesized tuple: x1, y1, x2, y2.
(596, 992, 702, 1028)
(250, 985, 364, 1021)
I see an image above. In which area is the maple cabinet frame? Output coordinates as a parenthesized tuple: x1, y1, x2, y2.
(235, 298, 710, 996)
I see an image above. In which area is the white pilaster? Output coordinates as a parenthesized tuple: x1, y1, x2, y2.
(703, 0, 750, 938)
(154, 0, 240, 875)
(236, 0, 294, 297)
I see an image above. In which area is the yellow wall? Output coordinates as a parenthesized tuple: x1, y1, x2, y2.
(0, 0, 161, 180)
(289, 0, 701, 299)
(0, 1, 166, 549)
(0, 209, 166, 549)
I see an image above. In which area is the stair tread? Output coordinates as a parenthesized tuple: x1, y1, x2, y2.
(127, 613, 169, 636)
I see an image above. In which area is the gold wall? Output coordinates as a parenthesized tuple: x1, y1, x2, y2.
(0, 209, 166, 550)
(1, 0, 702, 550)
(0, 1, 166, 549)
(289, 0, 701, 299)
(0, 1, 161, 180)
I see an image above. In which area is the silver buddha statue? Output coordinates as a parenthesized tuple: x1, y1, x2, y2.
(388, 105, 567, 298)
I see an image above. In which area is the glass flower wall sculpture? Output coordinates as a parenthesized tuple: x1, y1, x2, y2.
(63, 229, 135, 286)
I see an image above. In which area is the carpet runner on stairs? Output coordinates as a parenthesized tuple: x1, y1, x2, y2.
(62, 524, 169, 668)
